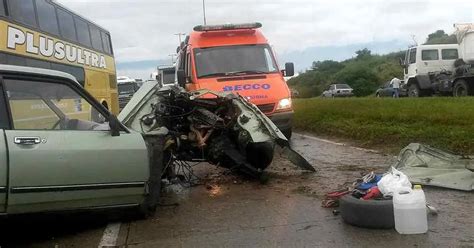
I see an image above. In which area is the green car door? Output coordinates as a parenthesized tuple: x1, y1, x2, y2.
(0, 73, 150, 214)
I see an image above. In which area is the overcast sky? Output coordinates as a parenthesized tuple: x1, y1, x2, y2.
(57, 0, 473, 78)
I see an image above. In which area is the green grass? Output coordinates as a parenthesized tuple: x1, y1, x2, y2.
(293, 97, 474, 155)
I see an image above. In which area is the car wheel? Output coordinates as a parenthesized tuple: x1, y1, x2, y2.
(408, 84, 420, 97)
(376, 93, 380, 98)
(453, 79, 470, 97)
(339, 195, 394, 229)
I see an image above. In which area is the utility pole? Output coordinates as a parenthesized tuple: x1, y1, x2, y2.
(174, 33, 186, 44)
(202, 0, 207, 25)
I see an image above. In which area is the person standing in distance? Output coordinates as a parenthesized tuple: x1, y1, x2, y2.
(390, 77, 401, 98)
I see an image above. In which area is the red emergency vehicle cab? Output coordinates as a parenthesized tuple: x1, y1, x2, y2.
(176, 23, 295, 138)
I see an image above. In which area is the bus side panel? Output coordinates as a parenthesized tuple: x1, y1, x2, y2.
(108, 75, 119, 114)
(85, 69, 117, 113)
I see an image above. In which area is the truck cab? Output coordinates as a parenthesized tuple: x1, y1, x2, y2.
(401, 44, 461, 96)
(117, 76, 140, 109)
(175, 23, 295, 138)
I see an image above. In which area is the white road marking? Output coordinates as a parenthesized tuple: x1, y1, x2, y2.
(294, 133, 381, 153)
(98, 222, 121, 248)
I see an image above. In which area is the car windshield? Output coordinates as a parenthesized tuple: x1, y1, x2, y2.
(118, 83, 136, 94)
(194, 44, 278, 78)
(336, 84, 351, 89)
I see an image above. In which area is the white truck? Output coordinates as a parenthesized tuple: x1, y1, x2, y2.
(401, 23, 474, 97)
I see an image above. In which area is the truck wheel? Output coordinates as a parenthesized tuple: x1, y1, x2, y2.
(453, 80, 469, 97)
(408, 84, 420, 97)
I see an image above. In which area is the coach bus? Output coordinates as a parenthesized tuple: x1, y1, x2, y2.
(0, 0, 119, 114)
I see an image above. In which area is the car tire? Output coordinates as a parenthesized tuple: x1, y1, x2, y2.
(138, 137, 165, 218)
(453, 79, 470, 97)
(376, 93, 380, 98)
(339, 195, 394, 229)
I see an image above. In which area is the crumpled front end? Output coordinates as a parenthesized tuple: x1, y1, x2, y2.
(119, 83, 315, 177)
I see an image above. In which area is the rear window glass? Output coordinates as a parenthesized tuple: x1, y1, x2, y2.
(9, 0, 38, 27)
(422, 50, 439, 61)
(441, 49, 459, 60)
(336, 84, 351, 89)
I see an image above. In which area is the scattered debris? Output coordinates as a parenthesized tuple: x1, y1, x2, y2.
(394, 143, 473, 191)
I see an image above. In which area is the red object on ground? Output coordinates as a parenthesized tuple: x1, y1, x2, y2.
(362, 186, 381, 200)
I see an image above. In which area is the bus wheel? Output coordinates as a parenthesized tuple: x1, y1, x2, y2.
(453, 80, 469, 97)
(408, 84, 420, 97)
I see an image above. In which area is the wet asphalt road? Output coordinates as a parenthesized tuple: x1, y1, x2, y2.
(0, 133, 473, 247)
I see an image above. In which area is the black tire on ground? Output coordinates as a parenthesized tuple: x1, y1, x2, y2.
(453, 79, 470, 97)
(408, 84, 420, 97)
(246, 142, 275, 170)
(138, 137, 165, 218)
(339, 195, 394, 229)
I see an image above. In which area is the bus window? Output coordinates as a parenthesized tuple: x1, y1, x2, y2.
(57, 8, 77, 42)
(0, 53, 6, 64)
(7, 55, 26, 66)
(0, 0, 6, 16)
(9, 0, 38, 27)
(26, 58, 51, 69)
(75, 18, 92, 47)
(36, 0, 60, 36)
(89, 25, 103, 52)
(101, 32, 112, 55)
(51, 63, 85, 87)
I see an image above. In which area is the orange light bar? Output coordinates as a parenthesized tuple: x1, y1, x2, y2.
(193, 22, 262, 32)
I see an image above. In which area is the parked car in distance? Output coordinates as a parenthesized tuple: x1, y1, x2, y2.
(322, 84, 354, 97)
(376, 81, 407, 97)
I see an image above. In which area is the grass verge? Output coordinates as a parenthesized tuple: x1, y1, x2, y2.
(293, 97, 474, 155)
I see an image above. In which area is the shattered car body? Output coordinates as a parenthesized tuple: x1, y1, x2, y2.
(119, 82, 315, 177)
(395, 143, 473, 191)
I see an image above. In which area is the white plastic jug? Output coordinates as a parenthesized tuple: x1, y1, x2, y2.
(393, 185, 428, 234)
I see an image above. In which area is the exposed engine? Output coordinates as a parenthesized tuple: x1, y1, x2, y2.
(140, 87, 275, 176)
(120, 84, 315, 179)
